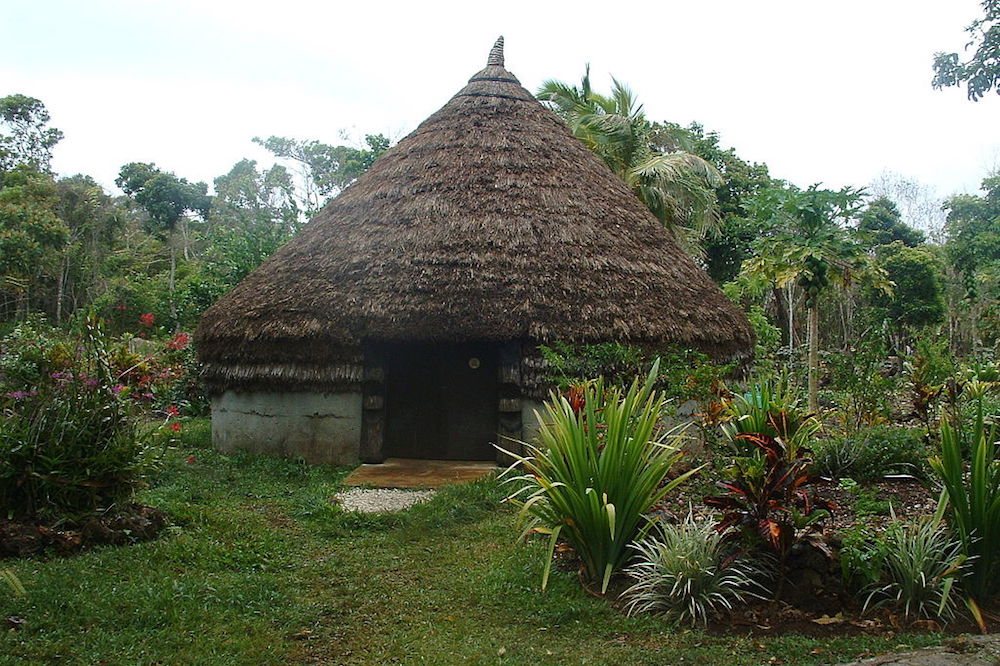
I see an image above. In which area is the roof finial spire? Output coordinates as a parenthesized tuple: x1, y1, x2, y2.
(487, 36, 504, 67)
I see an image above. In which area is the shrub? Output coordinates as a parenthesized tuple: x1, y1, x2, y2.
(501, 361, 698, 593)
(0, 319, 157, 520)
(539, 342, 733, 406)
(929, 382, 1000, 606)
(863, 515, 966, 623)
(720, 372, 819, 459)
(704, 434, 832, 561)
(825, 319, 897, 430)
(839, 525, 891, 594)
(903, 335, 952, 432)
(813, 426, 928, 482)
(623, 517, 767, 627)
(0, 316, 71, 390)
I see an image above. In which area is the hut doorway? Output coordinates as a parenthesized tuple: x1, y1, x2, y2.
(382, 342, 499, 460)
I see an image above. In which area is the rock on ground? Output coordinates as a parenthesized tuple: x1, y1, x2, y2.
(837, 635, 1000, 665)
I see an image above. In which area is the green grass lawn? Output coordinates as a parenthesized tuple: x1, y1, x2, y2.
(0, 419, 947, 665)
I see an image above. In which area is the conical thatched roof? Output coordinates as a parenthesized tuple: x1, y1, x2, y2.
(197, 38, 752, 381)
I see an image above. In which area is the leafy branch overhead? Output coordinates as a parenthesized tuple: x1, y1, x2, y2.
(932, 0, 1000, 101)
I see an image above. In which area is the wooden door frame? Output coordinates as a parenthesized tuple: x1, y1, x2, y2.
(359, 340, 523, 464)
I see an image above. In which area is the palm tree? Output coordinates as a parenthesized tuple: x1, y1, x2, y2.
(739, 184, 891, 412)
(538, 68, 722, 252)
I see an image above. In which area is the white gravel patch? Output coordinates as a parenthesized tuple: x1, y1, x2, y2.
(336, 489, 436, 514)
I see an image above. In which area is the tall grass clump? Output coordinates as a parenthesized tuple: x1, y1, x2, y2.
(623, 517, 767, 626)
(501, 360, 698, 594)
(929, 379, 1000, 617)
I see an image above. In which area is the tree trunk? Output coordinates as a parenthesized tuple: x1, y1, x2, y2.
(55, 255, 67, 324)
(787, 282, 795, 355)
(808, 304, 819, 413)
(169, 233, 177, 329)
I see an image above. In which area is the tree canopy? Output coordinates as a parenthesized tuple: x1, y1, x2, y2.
(859, 196, 926, 247)
(0, 95, 64, 173)
(252, 133, 390, 216)
(537, 69, 721, 250)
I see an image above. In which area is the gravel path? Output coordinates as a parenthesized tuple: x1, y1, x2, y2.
(335, 489, 436, 514)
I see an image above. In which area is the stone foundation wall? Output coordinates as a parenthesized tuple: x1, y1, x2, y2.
(211, 391, 362, 466)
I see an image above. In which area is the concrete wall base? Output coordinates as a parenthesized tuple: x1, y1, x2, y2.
(211, 391, 362, 467)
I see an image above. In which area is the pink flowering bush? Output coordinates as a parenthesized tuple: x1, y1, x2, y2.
(0, 318, 159, 520)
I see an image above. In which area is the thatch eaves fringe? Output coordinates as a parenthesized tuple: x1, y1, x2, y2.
(201, 361, 364, 394)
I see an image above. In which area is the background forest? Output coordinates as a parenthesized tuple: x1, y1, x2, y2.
(1, 75, 996, 404)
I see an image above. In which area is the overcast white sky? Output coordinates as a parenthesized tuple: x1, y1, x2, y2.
(2, 0, 996, 203)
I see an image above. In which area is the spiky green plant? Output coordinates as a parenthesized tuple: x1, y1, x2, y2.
(501, 360, 699, 594)
(928, 380, 1000, 605)
(720, 372, 819, 459)
(623, 517, 767, 626)
(863, 511, 966, 623)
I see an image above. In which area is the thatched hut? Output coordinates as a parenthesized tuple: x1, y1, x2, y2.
(195, 38, 753, 466)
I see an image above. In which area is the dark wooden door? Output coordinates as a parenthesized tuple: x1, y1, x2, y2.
(383, 342, 498, 460)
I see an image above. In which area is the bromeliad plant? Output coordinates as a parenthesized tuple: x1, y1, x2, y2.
(862, 510, 967, 624)
(929, 379, 1000, 625)
(704, 434, 832, 561)
(623, 516, 768, 627)
(720, 372, 820, 460)
(501, 360, 699, 594)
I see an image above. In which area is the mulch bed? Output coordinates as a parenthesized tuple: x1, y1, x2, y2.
(638, 476, 998, 637)
(0, 504, 169, 559)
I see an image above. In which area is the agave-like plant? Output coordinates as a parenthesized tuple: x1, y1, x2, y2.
(623, 517, 768, 627)
(500, 360, 699, 594)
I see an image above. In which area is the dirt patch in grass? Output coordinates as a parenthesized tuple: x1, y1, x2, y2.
(0, 503, 169, 558)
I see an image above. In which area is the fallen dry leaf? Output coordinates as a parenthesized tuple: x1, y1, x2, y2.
(812, 613, 846, 625)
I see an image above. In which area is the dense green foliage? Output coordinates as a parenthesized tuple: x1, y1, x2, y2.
(812, 426, 928, 482)
(538, 341, 732, 407)
(719, 373, 819, 457)
(929, 383, 1000, 601)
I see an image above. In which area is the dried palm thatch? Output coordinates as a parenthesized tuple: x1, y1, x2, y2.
(197, 37, 752, 390)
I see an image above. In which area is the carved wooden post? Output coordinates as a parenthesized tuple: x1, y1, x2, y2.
(496, 341, 523, 465)
(360, 347, 386, 463)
